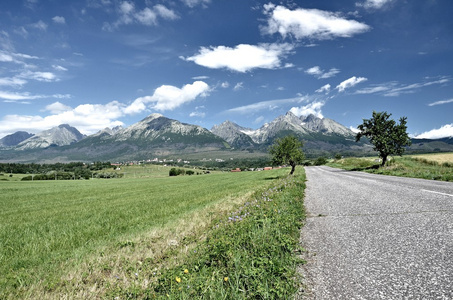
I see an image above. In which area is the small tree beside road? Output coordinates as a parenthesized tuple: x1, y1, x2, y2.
(269, 135, 305, 175)
(356, 111, 411, 167)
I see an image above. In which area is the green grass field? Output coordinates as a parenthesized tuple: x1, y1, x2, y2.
(328, 154, 453, 181)
(0, 166, 304, 299)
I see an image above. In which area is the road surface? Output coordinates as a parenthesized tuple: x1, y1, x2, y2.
(299, 166, 453, 299)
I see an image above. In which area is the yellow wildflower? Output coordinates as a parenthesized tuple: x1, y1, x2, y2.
(175, 276, 182, 283)
(224, 277, 229, 282)
(184, 269, 189, 274)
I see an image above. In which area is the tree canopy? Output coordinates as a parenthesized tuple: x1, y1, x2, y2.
(268, 135, 305, 175)
(356, 111, 411, 166)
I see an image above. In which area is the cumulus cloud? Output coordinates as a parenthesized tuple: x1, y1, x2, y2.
(0, 101, 125, 137)
(290, 101, 324, 118)
(305, 66, 340, 79)
(416, 124, 453, 139)
(262, 4, 370, 40)
(0, 81, 211, 137)
(125, 81, 210, 113)
(336, 76, 368, 92)
(183, 43, 294, 72)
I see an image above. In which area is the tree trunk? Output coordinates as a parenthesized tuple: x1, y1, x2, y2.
(290, 163, 296, 175)
(381, 155, 387, 167)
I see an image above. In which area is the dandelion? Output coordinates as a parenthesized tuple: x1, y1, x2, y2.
(224, 277, 229, 282)
(176, 276, 182, 283)
(184, 269, 189, 274)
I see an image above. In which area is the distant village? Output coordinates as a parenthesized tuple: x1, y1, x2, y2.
(110, 156, 281, 173)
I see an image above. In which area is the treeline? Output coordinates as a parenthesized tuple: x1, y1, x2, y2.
(0, 161, 112, 174)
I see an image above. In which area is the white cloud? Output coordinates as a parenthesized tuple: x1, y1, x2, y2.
(416, 124, 453, 139)
(233, 82, 244, 91)
(355, 78, 450, 97)
(182, 0, 210, 8)
(44, 101, 72, 114)
(19, 70, 58, 82)
(135, 7, 157, 25)
(0, 52, 14, 62)
(0, 81, 210, 137)
(0, 77, 27, 87)
(226, 97, 305, 114)
(107, 2, 178, 29)
(0, 103, 125, 137)
(354, 83, 395, 95)
(189, 111, 205, 118)
(126, 81, 210, 113)
(305, 66, 322, 76)
(336, 76, 367, 92)
(221, 81, 229, 88)
(52, 65, 68, 71)
(356, 0, 393, 9)
(428, 98, 453, 106)
(305, 66, 340, 79)
(52, 16, 66, 24)
(31, 20, 48, 31)
(349, 126, 360, 133)
(262, 4, 370, 40)
(154, 4, 178, 20)
(192, 76, 209, 80)
(290, 101, 324, 118)
(316, 84, 331, 94)
(184, 43, 294, 72)
(321, 68, 340, 79)
(0, 91, 70, 101)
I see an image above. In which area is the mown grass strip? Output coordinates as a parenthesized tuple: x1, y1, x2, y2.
(111, 170, 306, 299)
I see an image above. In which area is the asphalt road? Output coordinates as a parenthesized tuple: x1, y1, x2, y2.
(299, 166, 453, 299)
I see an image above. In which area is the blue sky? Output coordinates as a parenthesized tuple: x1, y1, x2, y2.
(0, 0, 452, 139)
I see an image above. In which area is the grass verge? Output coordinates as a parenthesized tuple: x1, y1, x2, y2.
(109, 170, 306, 299)
(328, 156, 453, 181)
(0, 168, 306, 299)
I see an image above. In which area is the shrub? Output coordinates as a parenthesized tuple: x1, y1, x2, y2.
(314, 156, 328, 166)
(169, 168, 186, 176)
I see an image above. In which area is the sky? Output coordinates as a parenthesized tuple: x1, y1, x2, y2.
(0, 0, 452, 140)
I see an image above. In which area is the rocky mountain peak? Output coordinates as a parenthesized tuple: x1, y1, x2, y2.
(16, 124, 85, 150)
(0, 131, 34, 147)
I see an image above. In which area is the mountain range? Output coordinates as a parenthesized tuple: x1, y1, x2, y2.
(1, 112, 452, 163)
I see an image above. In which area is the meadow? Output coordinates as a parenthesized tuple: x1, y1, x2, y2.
(328, 152, 453, 181)
(0, 166, 305, 299)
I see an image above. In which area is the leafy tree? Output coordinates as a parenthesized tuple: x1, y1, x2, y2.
(268, 135, 305, 175)
(356, 111, 411, 167)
